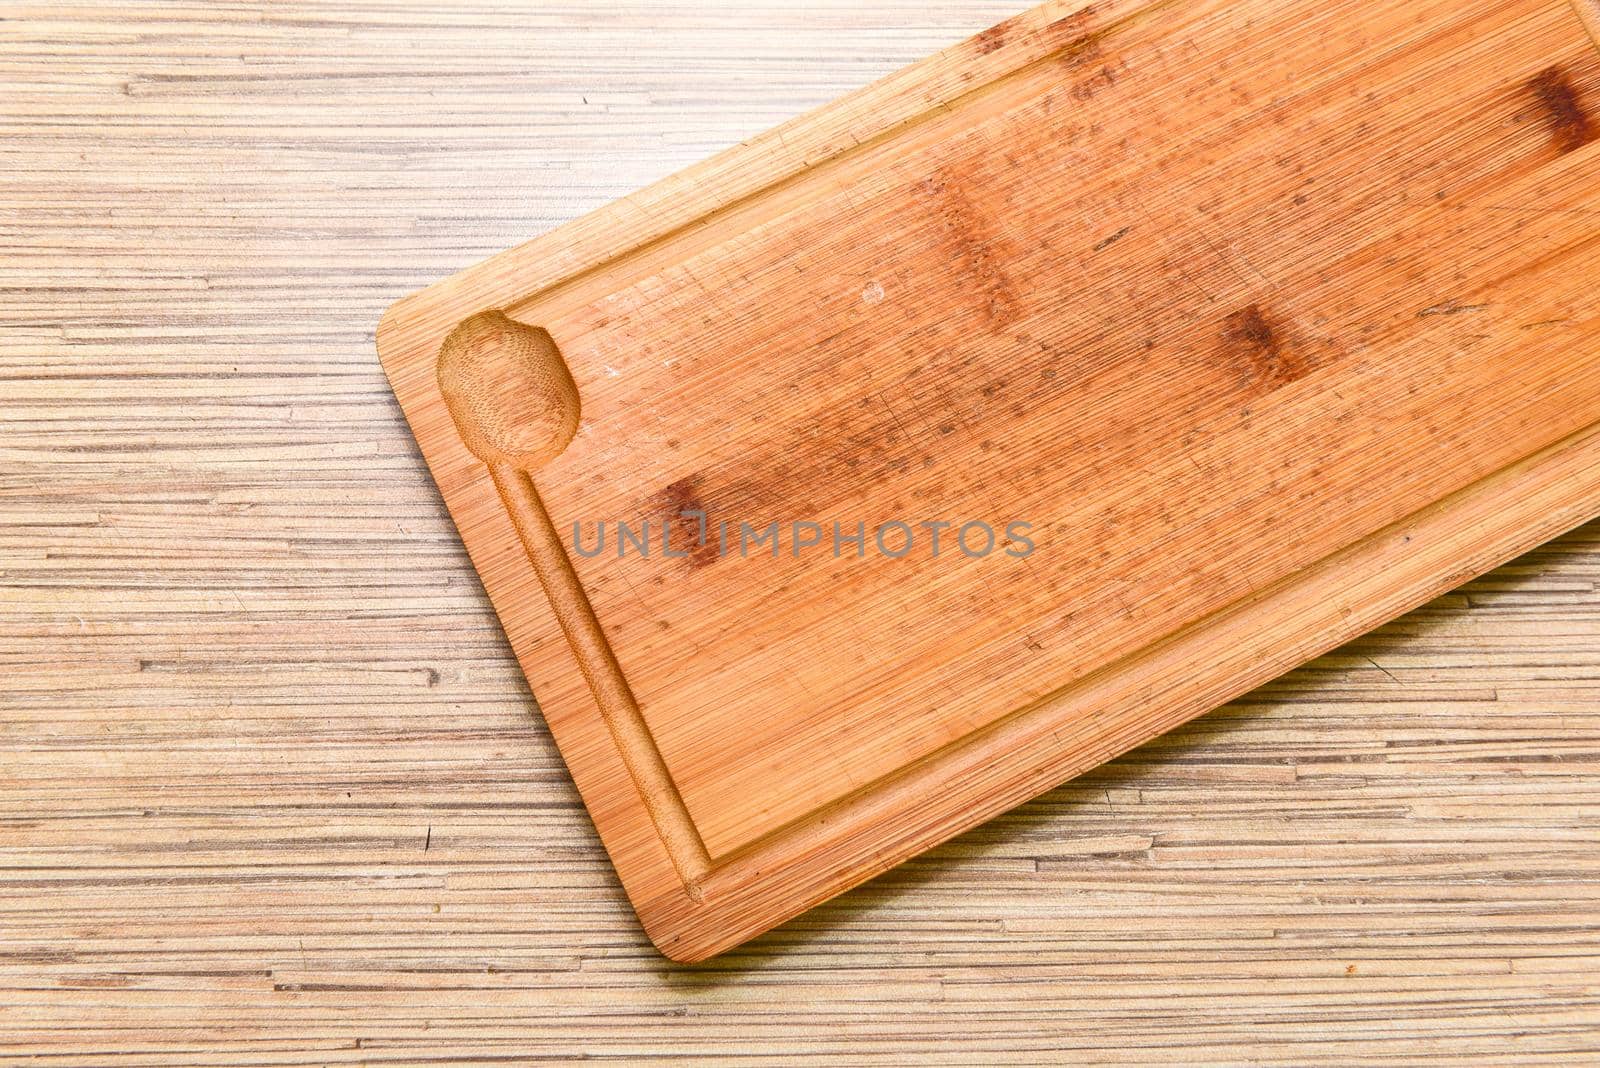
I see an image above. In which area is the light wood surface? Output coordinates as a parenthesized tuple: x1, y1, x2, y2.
(5, 0, 1600, 1060)
(379, 0, 1600, 959)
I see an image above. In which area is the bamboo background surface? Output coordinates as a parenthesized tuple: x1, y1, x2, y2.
(3, 1, 1600, 1063)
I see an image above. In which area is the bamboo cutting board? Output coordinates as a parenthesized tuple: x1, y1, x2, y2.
(378, 0, 1600, 960)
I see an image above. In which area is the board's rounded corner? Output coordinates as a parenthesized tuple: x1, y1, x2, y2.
(638, 903, 722, 964)
(374, 293, 418, 373)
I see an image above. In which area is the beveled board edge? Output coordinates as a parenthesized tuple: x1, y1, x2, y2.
(377, 0, 1600, 960)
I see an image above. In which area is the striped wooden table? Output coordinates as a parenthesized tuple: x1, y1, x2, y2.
(4, 2, 1599, 1062)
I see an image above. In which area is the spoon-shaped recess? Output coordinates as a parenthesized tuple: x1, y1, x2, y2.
(432, 309, 713, 894)
(436, 310, 580, 471)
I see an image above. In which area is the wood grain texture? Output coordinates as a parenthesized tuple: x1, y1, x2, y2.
(5, 0, 1600, 1061)
(379, 0, 1600, 959)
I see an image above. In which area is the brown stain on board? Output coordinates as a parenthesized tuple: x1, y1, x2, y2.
(654, 476, 720, 570)
(1051, 8, 1106, 70)
(1529, 66, 1593, 154)
(1222, 304, 1312, 389)
(974, 22, 1009, 56)
(1047, 7, 1097, 46)
(975, 6, 1101, 61)
(920, 166, 1021, 332)
(1070, 61, 1121, 102)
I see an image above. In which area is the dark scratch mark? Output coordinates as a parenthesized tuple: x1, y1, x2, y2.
(1092, 226, 1130, 252)
(423, 826, 431, 852)
(1364, 656, 1399, 685)
(1417, 301, 1489, 318)
(1529, 66, 1593, 154)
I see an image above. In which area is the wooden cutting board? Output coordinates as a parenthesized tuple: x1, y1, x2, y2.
(378, 0, 1600, 960)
